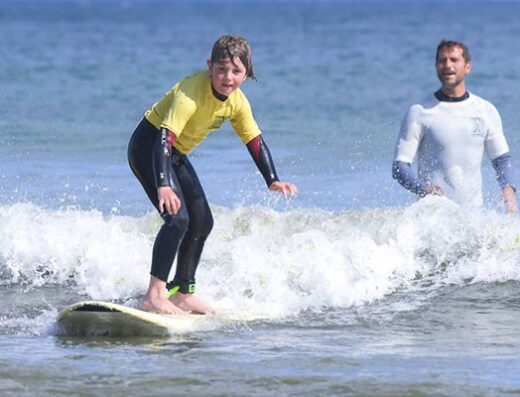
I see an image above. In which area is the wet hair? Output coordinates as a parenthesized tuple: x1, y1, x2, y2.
(436, 39, 471, 63)
(210, 35, 256, 80)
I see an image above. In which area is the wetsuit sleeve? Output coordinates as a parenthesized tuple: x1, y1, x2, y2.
(392, 161, 427, 196)
(152, 128, 177, 188)
(392, 105, 427, 196)
(394, 105, 424, 163)
(246, 135, 280, 187)
(492, 153, 515, 190)
(484, 102, 509, 160)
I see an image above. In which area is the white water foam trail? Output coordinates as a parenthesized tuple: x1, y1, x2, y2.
(0, 203, 154, 299)
(1, 197, 520, 324)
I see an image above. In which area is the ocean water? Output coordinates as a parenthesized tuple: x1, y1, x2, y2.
(2, 0, 520, 396)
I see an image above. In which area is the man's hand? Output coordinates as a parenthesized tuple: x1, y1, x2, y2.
(424, 184, 444, 196)
(501, 185, 518, 213)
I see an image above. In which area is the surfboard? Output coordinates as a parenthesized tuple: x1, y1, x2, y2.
(56, 300, 206, 337)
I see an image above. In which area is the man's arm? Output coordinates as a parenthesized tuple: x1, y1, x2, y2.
(482, 101, 517, 212)
(492, 152, 515, 190)
(392, 161, 427, 196)
(392, 104, 444, 197)
(392, 161, 443, 197)
(492, 152, 518, 213)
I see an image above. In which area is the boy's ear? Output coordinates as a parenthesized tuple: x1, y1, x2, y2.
(207, 59, 212, 73)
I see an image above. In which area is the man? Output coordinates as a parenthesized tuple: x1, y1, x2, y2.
(392, 40, 517, 212)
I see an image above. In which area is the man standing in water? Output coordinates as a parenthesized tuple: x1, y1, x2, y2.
(392, 40, 517, 212)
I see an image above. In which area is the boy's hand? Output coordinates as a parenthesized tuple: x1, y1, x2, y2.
(269, 181, 298, 199)
(158, 186, 181, 215)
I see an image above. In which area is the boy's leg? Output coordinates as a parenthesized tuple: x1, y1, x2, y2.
(128, 120, 189, 314)
(167, 155, 215, 314)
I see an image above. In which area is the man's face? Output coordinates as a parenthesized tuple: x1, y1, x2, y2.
(436, 46, 472, 91)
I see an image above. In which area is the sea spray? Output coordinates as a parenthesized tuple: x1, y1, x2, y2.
(2, 198, 520, 323)
(0, 203, 154, 299)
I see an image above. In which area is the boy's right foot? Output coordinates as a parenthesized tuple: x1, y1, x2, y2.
(141, 296, 187, 315)
(141, 275, 189, 315)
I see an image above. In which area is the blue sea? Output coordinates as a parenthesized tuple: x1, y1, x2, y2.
(2, 0, 520, 396)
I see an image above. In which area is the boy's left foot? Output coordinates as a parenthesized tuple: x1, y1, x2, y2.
(169, 293, 216, 314)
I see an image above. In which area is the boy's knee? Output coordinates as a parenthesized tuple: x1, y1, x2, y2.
(187, 205, 213, 239)
(203, 213, 214, 238)
(161, 209, 189, 232)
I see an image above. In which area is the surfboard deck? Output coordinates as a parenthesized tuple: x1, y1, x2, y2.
(56, 300, 205, 337)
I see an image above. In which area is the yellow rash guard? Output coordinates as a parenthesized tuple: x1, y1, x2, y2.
(144, 70, 262, 154)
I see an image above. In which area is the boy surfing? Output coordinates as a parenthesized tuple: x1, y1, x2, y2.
(128, 35, 297, 315)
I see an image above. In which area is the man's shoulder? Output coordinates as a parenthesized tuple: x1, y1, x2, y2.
(467, 91, 500, 115)
(406, 93, 438, 115)
(467, 91, 486, 104)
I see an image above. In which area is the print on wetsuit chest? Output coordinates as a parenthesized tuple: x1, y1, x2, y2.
(469, 117, 486, 138)
(427, 114, 486, 148)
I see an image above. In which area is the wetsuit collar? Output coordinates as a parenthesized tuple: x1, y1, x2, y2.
(211, 84, 228, 102)
(435, 89, 469, 102)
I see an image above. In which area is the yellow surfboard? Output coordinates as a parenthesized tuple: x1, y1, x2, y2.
(56, 300, 207, 337)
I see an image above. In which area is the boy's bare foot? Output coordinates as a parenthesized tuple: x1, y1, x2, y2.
(141, 296, 187, 315)
(169, 293, 216, 314)
(141, 275, 188, 315)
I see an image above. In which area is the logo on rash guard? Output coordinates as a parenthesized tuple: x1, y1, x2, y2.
(209, 116, 226, 130)
(470, 117, 486, 137)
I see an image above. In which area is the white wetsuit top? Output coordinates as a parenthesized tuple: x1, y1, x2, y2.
(394, 91, 509, 206)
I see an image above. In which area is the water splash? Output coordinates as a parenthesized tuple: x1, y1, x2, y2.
(1, 198, 520, 325)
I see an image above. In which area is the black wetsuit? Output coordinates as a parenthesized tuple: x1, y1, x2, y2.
(128, 115, 279, 294)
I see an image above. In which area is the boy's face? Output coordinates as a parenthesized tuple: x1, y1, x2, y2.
(207, 57, 247, 97)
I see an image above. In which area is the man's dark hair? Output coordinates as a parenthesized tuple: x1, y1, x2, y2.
(436, 40, 471, 63)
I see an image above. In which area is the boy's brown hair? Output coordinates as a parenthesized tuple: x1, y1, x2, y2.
(211, 35, 256, 80)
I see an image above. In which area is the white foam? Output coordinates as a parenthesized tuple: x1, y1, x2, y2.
(2, 198, 520, 323)
(0, 202, 154, 299)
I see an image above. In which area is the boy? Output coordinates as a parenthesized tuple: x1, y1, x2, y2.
(128, 35, 297, 314)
